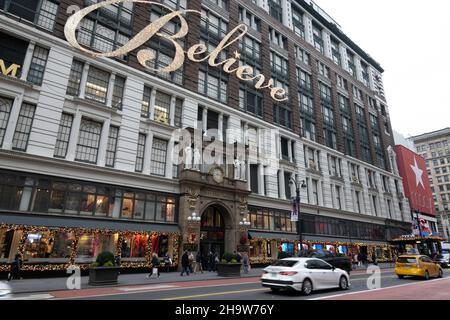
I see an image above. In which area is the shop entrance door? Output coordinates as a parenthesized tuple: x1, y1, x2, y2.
(200, 206, 225, 260)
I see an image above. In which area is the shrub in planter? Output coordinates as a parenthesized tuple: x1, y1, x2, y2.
(95, 251, 115, 266)
(88, 251, 120, 286)
(217, 253, 241, 277)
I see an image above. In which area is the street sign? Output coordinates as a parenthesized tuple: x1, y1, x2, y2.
(291, 209, 298, 222)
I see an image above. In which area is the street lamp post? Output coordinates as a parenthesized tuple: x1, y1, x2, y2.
(290, 178, 307, 256)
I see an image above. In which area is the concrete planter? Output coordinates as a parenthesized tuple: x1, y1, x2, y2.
(88, 266, 120, 286)
(217, 263, 241, 277)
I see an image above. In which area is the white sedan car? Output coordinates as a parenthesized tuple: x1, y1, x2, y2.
(261, 257, 350, 295)
(0, 281, 12, 300)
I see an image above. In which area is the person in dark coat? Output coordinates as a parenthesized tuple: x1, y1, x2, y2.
(147, 253, 160, 278)
(180, 251, 190, 276)
(8, 253, 22, 281)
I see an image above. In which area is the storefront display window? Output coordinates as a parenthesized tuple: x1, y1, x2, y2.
(75, 233, 118, 263)
(121, 234, 148, 260)
(0, 228, 22, 263)
(281, 243, 294, 255)
(338, 245, 347, 254)
(22, 231, 75, 262)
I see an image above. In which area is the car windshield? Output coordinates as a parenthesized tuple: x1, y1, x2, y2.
(397, 257, 417, 264)
(271, 260, 299, 267)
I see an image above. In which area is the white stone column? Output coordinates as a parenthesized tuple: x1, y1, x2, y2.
(97, 118, 111, 166)
(2, 93, 24, 150)
(20, 41, 36, 81)
(106, 73, 116, 107)
(340, 44, 349, 72)
(169, 95, 176, 127)
(66, 111, 82, 161)
(279, 168, 286, 200)
(143, 130, 154, 174)
(287, 139, 293, 162)
(149, 89, 156, 120)
(323, 30, 332, 60)
(303, 15, 313, 46)
(258, 163, 265, 196)
(79, 63, 90, 99)
(282, 0, 292, 28)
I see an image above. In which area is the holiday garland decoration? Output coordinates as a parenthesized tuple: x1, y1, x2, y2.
(0, 224, 181, 272)
(248, 237, 396, 264)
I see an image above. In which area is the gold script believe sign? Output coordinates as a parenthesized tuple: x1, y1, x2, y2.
(64, 0, 288, 102)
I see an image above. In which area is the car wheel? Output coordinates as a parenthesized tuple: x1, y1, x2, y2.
(270, 288, 281, 293)
(302, 279, 313, 296)
(339, 276, 349, 290)
(424, 271, 430, 280)
(397, 275, 404, 279)
(438, 269, 443, 278)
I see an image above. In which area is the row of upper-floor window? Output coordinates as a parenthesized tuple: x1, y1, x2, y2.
(247, 1, 373, 88)
(2, 0, 375, 90)
(0, 94, 176, 177)
(418, 140, 450, 152)
(248, 163, 401, 219)
(425, 157, 450, 168)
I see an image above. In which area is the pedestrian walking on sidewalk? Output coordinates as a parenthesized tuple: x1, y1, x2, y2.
(195, 251, 203, 274)
(8, 253, 22, 281)
(242, 253, 249, 274)
(180, 251, 190, 276)
(147, 253, 160, 278)
(188, 251, 195, 274)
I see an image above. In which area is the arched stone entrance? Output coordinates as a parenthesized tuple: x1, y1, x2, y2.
(200, 205, 228, 259)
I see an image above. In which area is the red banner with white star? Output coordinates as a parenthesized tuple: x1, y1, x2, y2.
(395, 145, 435, 216)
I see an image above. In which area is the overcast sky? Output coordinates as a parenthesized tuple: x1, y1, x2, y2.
(314, 0, 450, 138)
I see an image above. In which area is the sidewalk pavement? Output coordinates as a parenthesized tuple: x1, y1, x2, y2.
(4, 263, 394, 294)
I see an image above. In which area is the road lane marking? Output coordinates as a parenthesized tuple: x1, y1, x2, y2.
(117, 284, 178, 292)
(309, 277, 450, 300)
(10, 294, 54, 300)
(161, 288, 269, 300)
(52, 280, 261, 300)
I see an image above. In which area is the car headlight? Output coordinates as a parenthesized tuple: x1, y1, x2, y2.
(0, 290, 11, 297)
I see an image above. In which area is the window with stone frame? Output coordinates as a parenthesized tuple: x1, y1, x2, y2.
(85, 66, 110, 104)
(312, 23, 324, 54)
(26, 45, 49, 85)
(111, 75, 126, 110)
(141, 85, 152, 118)
(151, 138, 168, 177)
(105, 126, 119, 168)
(268, 0, 283, 23)
(1, 0, 59, 31)
(239, 86, 263, 118)
(144, 6, 184, 85)
(328, 36, 340, 65)
(66, 60, 85, 96)
(77, 0, 133, 61)
(154, 90, 171, 125)
(135, 133, 146, 172)
(12, 102, 36, 151)
(75, 118, 102, 164)
(291, 5, 305, 39)
(54, 113, 74, 158)
(0, 96, 13, 147)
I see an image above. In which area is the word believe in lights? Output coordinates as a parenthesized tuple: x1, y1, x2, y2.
(64, 0, 288, 102)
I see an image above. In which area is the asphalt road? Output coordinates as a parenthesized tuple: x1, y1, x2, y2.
(48, 269, 449, 300)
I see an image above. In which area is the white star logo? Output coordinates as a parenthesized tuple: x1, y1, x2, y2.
(410, 157, 424, 189)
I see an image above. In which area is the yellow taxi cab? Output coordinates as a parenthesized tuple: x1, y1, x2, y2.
(395, 255, 443, 280)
